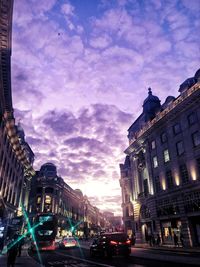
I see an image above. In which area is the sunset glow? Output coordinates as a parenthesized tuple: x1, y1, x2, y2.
(11, 0, 200, 215)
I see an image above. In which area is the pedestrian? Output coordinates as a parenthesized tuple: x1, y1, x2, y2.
(17, 236, 24, 257)
(7, 234, 19, 267)
(173, 233, 179, 247)
(180, 233, 184, 247)
(0, 236, 4, 252)
(149, 234, 152, 246)
(156, 234, 161, 246)
(131, 233, 136, 246)
(152, 234, 155, 246)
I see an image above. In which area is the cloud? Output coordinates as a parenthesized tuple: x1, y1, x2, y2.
(12, 0, 200, 215)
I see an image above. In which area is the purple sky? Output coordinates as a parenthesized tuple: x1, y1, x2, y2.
(11, 0, 200, 215)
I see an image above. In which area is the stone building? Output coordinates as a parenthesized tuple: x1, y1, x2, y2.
(0, 0, 35, 232)
(120, 69, 200, 247)
(29, 162, 106, 237)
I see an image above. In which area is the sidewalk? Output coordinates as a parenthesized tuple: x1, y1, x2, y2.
(134, 242, 200, 253)
(0, 248, 42, 267)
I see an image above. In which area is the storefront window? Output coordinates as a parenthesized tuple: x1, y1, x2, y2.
(45, 195, 52, 204)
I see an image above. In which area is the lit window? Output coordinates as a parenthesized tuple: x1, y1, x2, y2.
(188, 112, 197, 126)
(176, 141, 185, 155)
(45, 195, 52, 204)
(163, 149, 170, 163)
(192, 132, 200, 147)
(153, 156, 158, 168)
(151, 140, 156, 150)
(161, 132, 167, 143)
(37, 196, 41, 204)
(173, 123, 181, 135)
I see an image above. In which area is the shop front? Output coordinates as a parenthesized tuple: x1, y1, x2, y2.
(189, 215, 200, 246)
(161, 219, 181, 244)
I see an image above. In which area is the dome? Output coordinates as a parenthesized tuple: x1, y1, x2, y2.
(162, 96, 175, 109)
(179, 77, 196, 92)
(143, 88, 160, 105)
(143, 88, 161, 122)
(75, 189, 83, 197)
(40, 162, 57, 178)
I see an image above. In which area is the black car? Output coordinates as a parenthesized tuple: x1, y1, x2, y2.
(90, 232, 131, 258)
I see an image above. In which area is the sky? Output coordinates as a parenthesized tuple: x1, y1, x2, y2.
(11, 0, 200, 216)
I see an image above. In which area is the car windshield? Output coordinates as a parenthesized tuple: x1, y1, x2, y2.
(102, 233, 127, 242)
(64, 237, 75, 241)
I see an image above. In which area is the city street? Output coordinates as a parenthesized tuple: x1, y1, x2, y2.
(27, 242, 200, 267)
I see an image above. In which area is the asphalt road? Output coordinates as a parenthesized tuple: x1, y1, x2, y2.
(29, 246, 198, 267)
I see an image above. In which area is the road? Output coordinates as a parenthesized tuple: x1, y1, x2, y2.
(29, 245, 199, 267)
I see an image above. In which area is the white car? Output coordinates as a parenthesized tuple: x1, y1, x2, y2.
(59, 237, 77, 248)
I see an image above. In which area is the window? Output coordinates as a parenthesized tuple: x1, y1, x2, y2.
(173, 123, 181, 135)
(192, 131, 200, 147)
(166, 170, 173, 189)
(176, 141, 185, 155)
(163, 149, 170, 162)
(188, 112, 197, 126)
(153, 156, 158, 168)
(143, 179, 149, 195)
(151, 140, 156, 150)
(161, 132, 167, 143)
(37, 196, 41, 204)
(45, 195, 52, 204)
(179, 164, 189, 184)
(155, 176, 161, 192)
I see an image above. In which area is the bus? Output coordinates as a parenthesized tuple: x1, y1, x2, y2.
(31, 213, 57, 251)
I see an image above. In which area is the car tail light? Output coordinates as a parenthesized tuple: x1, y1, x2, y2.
(126, 240, 131, 245)
(110, 240, 118, 245)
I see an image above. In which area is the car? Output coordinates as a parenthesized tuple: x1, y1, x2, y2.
(59, 236, 77, 248)
(90, 232, 131, 258)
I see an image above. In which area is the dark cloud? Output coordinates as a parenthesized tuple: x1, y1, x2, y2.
(43, 110, 78, 135)
(15, 72, 28, 81)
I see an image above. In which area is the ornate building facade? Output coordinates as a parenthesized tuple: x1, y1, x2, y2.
(0, 0, 34, 230)
(120, 69, 200, 247)
(29, 163, 107, 237)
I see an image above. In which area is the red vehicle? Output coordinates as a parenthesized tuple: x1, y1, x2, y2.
(31, 213, 57, 251)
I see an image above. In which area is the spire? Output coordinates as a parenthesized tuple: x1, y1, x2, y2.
(148, 87, 152, 95)
(143, 88, 161, 122)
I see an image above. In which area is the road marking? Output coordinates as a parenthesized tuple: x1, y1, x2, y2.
(54, 250, 115, 267)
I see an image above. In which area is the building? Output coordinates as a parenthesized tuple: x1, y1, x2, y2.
(29, 162, 106, 237)
(103, 212, 122, 232)
(0, 0, 35, 235)
(120, 69, 200, 247)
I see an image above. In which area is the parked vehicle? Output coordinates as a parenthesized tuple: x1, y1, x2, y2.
(90, 232, 131, 258)
(59, 236, 77, 248)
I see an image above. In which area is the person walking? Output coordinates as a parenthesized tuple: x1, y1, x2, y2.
(180, 233, 184, 247)
(156, 234, 161, 246)
(7, 234, 19, 267)
(17, 236, 24, 257)
(173, 233, 179, 247)
(0, 236, 4, 252)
